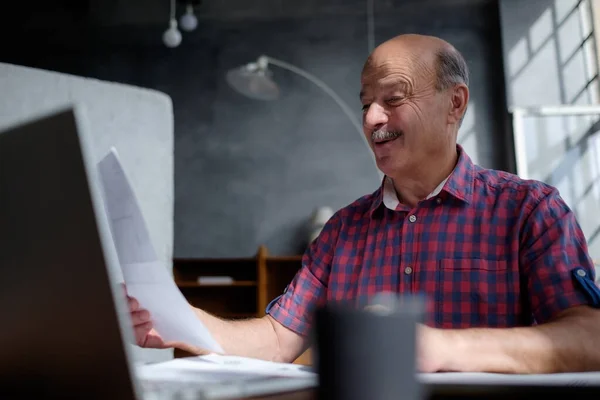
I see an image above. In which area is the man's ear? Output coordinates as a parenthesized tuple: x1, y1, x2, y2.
(448, 84, 469, 125)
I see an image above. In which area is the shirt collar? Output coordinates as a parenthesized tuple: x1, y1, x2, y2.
(369, 144, 474, 217)
(382, 174, 449, 210)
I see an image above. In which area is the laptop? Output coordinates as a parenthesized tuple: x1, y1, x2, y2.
(0, 106, 316, 399)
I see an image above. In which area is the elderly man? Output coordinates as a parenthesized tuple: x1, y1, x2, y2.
(127, 34, 600, 373)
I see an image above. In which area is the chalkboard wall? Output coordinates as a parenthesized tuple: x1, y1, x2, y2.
(0, 0, 511, 257)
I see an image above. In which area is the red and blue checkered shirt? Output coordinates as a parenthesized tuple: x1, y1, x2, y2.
(267, 145, 598, 335)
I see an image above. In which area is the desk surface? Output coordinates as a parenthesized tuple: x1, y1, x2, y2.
(247, 389, 314, 400)
(242, 384, 600, 400)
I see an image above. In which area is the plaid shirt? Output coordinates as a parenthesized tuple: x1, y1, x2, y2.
(267, 145, 597, 335)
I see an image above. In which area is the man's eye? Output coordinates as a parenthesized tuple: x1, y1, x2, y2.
(361, 104, 370, 112)
(387, 97, 403, 103)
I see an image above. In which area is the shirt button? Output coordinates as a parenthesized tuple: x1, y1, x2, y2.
(577, 269, 587, 277)
(436, 198, 442, 204)
(404, 266, 413, 275)
(408, 215, 417, 223)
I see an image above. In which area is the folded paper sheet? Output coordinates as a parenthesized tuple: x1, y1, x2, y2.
(98, 148, 223, 353)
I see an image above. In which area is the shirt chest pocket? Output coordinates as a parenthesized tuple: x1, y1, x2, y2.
(435, 258, 518, 329)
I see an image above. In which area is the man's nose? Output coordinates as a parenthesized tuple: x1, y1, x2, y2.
(363, 103, 388, 131)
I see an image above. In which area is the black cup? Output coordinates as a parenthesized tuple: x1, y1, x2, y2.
(314, 294, 424, 400)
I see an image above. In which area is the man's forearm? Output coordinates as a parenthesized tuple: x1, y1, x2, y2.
(441, 306, 600, 373)
(190, 307, 289, 362)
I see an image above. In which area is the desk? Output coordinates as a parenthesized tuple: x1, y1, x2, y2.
(242, 383, 600, 400)
(247, 389, 315, 400)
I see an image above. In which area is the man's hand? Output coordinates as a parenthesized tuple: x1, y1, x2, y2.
(416, 324, 451, 373)
(123, 285, 163, 348)
(415, 306, 600, 373)
(121, 283, 211, 355)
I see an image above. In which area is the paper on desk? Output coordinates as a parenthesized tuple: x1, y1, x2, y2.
(97, 147, 223, 353)
(419, 371, 600, 386)
(137, 354, 317, 381)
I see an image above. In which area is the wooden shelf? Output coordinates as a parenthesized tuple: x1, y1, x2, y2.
(173, 245, 308, 364)
(267, 255, 303, 262)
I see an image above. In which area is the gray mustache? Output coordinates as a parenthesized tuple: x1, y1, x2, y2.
(372, 129, 401, 141)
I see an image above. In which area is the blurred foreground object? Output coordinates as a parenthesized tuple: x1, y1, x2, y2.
(314, 293, 424, 400)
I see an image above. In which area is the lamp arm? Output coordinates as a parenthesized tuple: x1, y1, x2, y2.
(263, 56, 381, 178)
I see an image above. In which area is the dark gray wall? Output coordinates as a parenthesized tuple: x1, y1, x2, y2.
(0, 0, 511, 258)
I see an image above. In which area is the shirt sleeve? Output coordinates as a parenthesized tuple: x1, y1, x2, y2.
(520, 187, 598, 324)
(266, 213, 340, 336)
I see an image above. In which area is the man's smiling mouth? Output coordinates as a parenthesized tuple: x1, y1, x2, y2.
(372, 130, 402, 144)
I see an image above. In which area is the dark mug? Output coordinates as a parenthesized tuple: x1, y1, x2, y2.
(314, 293, 424, 400)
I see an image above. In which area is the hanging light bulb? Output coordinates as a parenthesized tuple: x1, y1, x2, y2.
(163, 18, 182, 48)
(162, 0, 182, 48)
(179, 4, 198, 32)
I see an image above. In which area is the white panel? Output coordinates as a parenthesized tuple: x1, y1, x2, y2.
(0, 62, 175, 364)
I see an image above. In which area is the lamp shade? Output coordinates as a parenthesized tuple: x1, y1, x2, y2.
(225, 62, 279, 101)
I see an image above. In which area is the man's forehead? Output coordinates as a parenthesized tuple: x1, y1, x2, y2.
(360, 62, 415, 93)
(360, 53, 435, 92)
(360, 78, 409, 95)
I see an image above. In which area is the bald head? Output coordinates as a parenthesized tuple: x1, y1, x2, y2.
(363, 34, 469, 93)
(371, 33, 452, 57)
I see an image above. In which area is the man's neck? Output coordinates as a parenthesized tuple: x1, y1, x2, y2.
(389, 148, 458, 208)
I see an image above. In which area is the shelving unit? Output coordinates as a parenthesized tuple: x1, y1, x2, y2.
(173, 245, 312, 364)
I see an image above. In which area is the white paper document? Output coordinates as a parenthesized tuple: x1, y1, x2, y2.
(137, 355, 318, 400)
(98, 147, 223, 353)
(137, 354, 316, 382)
